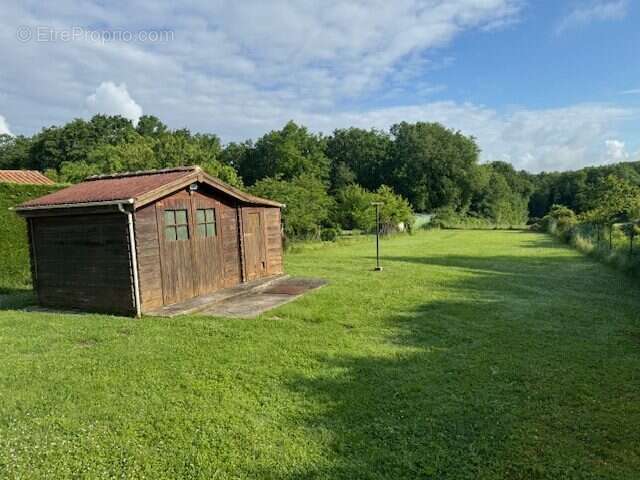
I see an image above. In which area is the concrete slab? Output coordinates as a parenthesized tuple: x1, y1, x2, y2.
(199, 277, 328, 318)
(202, 293, 295, 318)
(147, 276, 327, 318)
(147, 275, 287, 317)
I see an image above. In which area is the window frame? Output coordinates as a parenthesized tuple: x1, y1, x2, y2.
(164, 208, 190, 242)
(196, 207, 217, 238)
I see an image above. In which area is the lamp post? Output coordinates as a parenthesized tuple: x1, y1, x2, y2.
(371, 201, 384, 271)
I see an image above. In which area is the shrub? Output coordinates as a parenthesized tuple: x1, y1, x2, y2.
(374, 185, 415, 234)
(0, 182, 63, 292)
(544, 205, 577, 242)
(320, 227, 340, 242)
(332, 184, 376, 231)
(250, 174, 333, 240)
(333, 183, 414, 235)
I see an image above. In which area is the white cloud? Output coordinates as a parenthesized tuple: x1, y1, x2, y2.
(287, 101, 632, 173)
(0, 115, 12, 135)
(621, 88, 640, 95)
(0, 1, 636, 173)
(605, 139, 629, 162)
(86, 82, 143, 125)
(556, 0, 628, 34)
(0, 1, 522, 134)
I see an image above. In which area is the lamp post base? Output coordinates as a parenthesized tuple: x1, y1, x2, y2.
(374, 266, 383, 271)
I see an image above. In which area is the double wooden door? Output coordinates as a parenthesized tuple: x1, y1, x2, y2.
(157, 192, 223, 305)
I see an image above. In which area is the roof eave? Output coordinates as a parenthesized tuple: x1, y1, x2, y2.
(14, 198, 134, 215)
(133, 171, 285, 209)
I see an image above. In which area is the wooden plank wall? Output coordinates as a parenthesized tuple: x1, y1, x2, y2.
(134, 203, 164, 311)
(30, 213, 135, 315)
(265, 207, 284, 275)
(134, 189, 244, 310)
(219, 198, 243, 287)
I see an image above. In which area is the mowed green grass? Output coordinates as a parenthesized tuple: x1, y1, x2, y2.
(1, 230, 640, 479)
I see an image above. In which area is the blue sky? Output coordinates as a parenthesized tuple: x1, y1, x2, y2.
(1, 0, 638, 172)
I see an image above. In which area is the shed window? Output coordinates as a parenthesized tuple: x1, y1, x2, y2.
(164, 209, 189, 241)
(196, 208, 217, 237)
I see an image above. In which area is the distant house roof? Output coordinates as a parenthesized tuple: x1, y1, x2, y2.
(15, 166, 283, 211)
(0, 170, 54, 185)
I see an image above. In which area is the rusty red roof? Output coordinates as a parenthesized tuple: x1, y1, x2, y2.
(16, 166, 283, 210)
(0, 170, 54, 185)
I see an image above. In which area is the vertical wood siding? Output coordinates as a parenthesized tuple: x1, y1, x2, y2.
(135, 187, 246, 311)
(264, 207, 284, 275)
(30, 213, 135, 315)
(134, 203, 164, 311)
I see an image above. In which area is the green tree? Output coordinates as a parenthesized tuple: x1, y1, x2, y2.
(243, 121, 330, 185)
(621, 222, 640, 256)
(136, 115, 168, 137)
(333, 184, 376, 231)
(373, 185, 415, 233)
(0, 135, 32, 169)
(584, 175, 640, 248)
(220, 141, 254, 169)
(250, 174, 333, 239)
(27, 115, 138, 173)
(325, 128, 392, 192)
(389, 122, 480, 212)
(469, 164, 528, 226)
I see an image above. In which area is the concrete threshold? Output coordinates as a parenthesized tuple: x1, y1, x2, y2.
(146, 274, 289, 317)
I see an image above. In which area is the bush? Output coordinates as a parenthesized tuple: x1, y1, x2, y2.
(332, 184, 376, 231)
(543, 205, 577, 242)
(250, 174, 333, 240)
(374, 185, 415, 234)
(0, 182, 63, 292)
(320, 227, 340, 242)
(333, 183, 414, 235)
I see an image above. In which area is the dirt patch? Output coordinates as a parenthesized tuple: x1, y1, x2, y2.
(76, 339, 98, 348)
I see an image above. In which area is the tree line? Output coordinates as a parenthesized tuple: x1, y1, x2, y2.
(2, 114, 639, 239)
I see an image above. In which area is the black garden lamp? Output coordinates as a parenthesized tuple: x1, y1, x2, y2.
(371, 201, 384, 271)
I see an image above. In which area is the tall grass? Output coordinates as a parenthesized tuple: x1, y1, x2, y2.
(547, 218, 640, 277)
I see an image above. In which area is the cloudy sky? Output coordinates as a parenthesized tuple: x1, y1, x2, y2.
(1, 0, 639, 172)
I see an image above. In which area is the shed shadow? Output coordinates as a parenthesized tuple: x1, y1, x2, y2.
(261, 247, 640, 478)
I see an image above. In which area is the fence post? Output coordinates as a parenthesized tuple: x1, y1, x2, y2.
(609, 225, 613, 250)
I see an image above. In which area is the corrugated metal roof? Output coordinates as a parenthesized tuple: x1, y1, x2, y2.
(16, 166, 283, 210)
(0, 170, 55, 185)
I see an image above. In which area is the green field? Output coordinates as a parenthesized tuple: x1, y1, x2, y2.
(1, 230, 639, 479)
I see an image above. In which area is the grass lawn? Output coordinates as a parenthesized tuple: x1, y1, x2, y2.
(1, 230, 639, 479)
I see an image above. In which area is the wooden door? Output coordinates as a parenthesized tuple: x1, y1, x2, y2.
(243, 209, 267, 281)
(157, 197, 195, 305)
(190, 196, 224, 295)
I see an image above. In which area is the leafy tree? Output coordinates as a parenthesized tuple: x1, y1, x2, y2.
(26, 115, 138, 172)
(220, 141, 254, 169)
(373, 185, 415, 233)
(88, 135, 156, 171)
(0, 135, 32, 169)
(582, 175, 640, 247)
(333, 184, 376, 231)
(389, 122, 480, 212)
(325, 128, 392, 192)
(621, 222, 640, 256)
(136, 115, 168, 137)
(243, 121, 330, 185)
(544, 204, 577, 240)
(250, 174, 333, 239)
(470, 164, 528, 226)
(330, 162, 357, 194)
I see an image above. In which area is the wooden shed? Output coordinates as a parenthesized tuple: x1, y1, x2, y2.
(15, 166, 284, 316)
